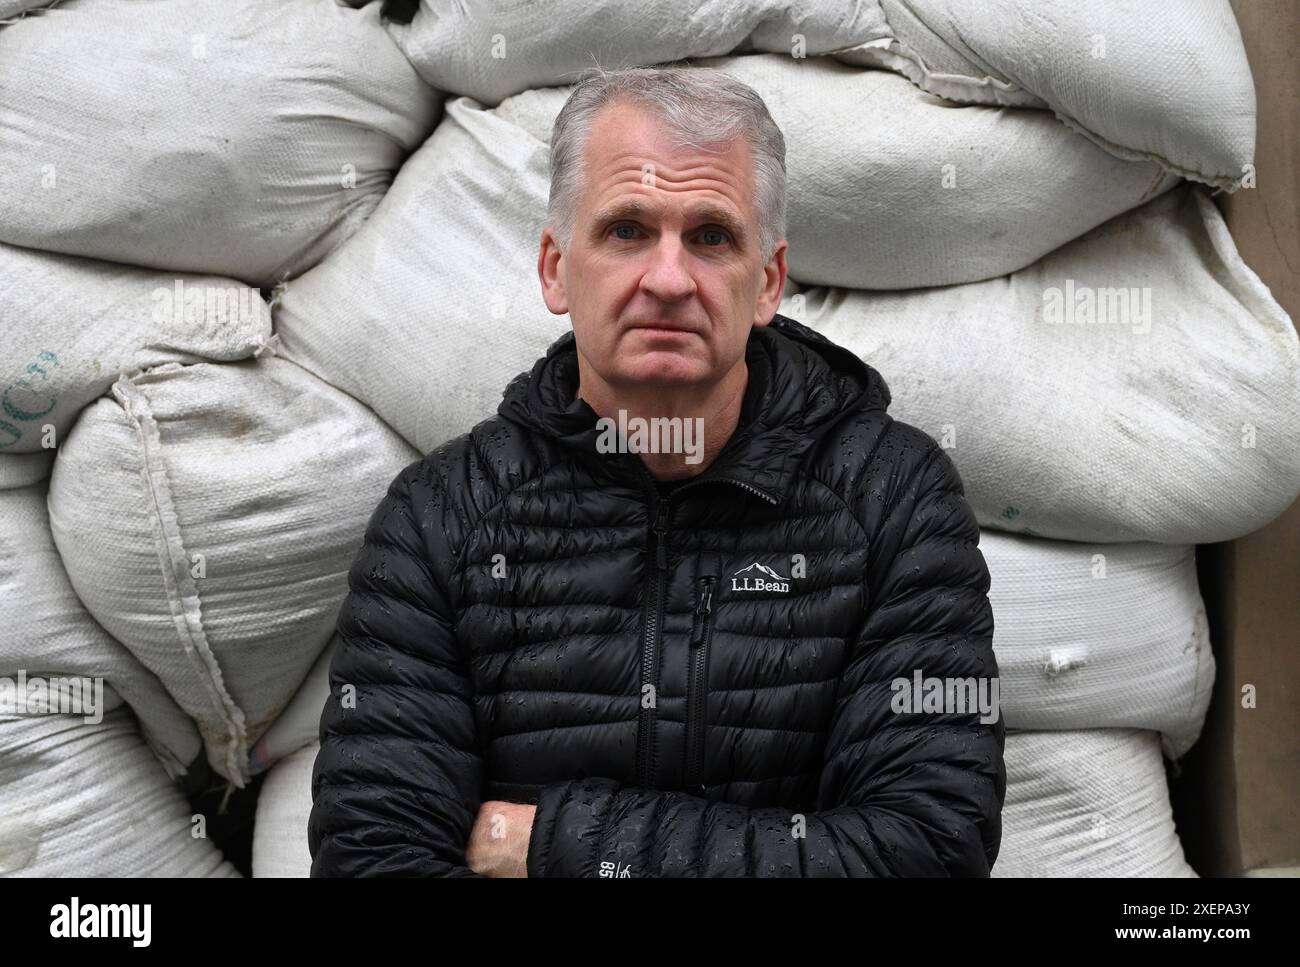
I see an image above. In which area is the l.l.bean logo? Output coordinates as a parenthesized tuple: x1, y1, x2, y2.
(0, 350, 60, 449)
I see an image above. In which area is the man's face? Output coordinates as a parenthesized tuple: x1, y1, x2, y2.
(539, 99, 787, 393)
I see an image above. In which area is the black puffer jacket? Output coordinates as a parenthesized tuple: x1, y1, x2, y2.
(308, 313, 1004, 877)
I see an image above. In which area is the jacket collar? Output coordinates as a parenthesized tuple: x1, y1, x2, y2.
(497, 313, 891, 504)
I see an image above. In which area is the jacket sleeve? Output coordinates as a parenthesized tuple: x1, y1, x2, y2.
(525, 435, 1005, 877)
(308, 457, 485, 877)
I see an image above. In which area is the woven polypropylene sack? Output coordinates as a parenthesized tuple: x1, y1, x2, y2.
(714, 55, 1177, 289)
(0, 0, 440, 287)
(0, 1, 54, 19)
(249, 637, 334, 776)
(788, 186, 1300, 544)
(836, 0, 1255, 189)
(983, 532, 1213, 759)
(275, 95, 570, 453)
(0, 482, 201, 775)
(0, 707, 239, 876)
(252, 742, 316, 877)
(46, 355, 418, 785)
(0, 451, 54, 490)
(0, 241, 272, 454)
(994, 729, 1196, 877)
(384, 0, 890, 105)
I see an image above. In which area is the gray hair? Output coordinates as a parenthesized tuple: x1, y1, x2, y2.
(547, 64, 787, 264)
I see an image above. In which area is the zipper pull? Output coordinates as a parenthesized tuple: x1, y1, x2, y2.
(653, 500, 670, 570)
(690, 576, 716, 646)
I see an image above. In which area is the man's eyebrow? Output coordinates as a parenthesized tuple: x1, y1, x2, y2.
(589, 199, 749, 244)
(590, 199, 655, 233)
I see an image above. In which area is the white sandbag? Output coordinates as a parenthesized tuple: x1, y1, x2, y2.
(252, 742, 316, 877)
(384, 0, 890, 105)
(788, 185, 1300, 544)
(0, 1, 54, 20)
(275, 95, 571, 452)
(718, 55, 1178, 288)
(0, 451, 53, 490)
(0, 483, 201, 776)
(836, 0, 1255, 189)
(0, 706, 239, 876)
(47, 355, 419, 785)
(994, 729, 1195, 877)
(0, 241, 272, 454)
(0, 0, 439, 287)
(984, 532, 1214, 759)
(249, 637, 334, 775)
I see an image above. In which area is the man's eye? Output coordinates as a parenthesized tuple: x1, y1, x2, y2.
(611, 224, 639, 240)
(699, 228, 730, 246)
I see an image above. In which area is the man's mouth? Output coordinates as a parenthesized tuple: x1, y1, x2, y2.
(630, 322, 695, 334)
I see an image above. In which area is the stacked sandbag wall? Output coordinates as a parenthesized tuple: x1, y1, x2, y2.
(4, 0, 1295, 878)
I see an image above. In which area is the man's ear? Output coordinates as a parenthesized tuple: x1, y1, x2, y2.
(538, 227, 569, 316)
(753, 239, 788, 327)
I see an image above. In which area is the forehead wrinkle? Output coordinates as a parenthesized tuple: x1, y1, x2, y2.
(587, 169, 746, 205)
(588, 133, 750, 175)
(600, 151, 750, 185)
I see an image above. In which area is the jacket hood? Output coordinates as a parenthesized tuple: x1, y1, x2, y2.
(496, 313, 891, 503)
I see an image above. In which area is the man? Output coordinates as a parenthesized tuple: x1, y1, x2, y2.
(308, 65, 1004, 877)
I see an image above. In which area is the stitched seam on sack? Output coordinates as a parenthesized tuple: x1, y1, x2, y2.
(845, 40, 1029, 102)
(851, 39, 1239, 189)
(1048, 108, 1240, 189)
(114, 375, 249, 783)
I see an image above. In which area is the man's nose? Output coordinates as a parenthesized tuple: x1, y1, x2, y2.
(638, 233, 697, 303)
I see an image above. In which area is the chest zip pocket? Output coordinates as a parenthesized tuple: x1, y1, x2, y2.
(685, 574, 717, 792)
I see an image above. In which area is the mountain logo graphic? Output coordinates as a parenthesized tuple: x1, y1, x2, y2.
(730, 562, 791, 594)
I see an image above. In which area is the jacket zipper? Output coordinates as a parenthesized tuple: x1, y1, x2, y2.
(631, 461, 776, 790)
(685, 574, 717, 791)
(673, 475, 779, 505)
(636, 491, 671, 789)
